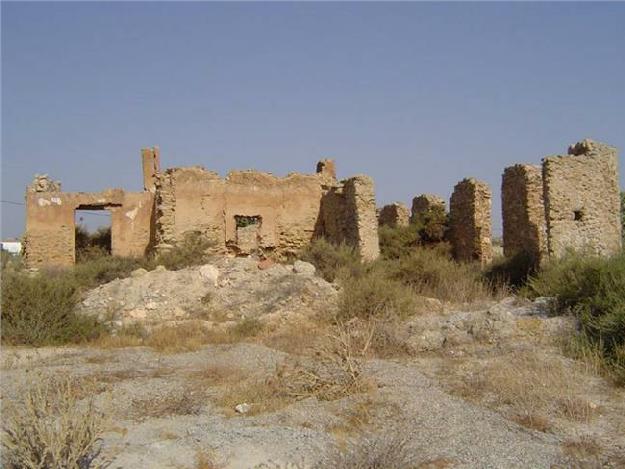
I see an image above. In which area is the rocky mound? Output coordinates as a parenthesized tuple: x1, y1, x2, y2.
(77, 257, 338, 327)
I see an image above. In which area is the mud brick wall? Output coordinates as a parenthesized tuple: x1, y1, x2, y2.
(25, 149, 381, 266)
(24, 187, 153, 268)
(449, 178, 493, 263)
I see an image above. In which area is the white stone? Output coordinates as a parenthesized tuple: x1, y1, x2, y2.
(199, 264, 220, 285)
(127, 308, 147, 320)
(293, 260, 316, 275)
(131, 268, 148, 278)
(235, 403, 251, 414)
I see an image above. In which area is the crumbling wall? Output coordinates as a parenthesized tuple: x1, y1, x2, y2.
(154, 167, 324, 258)
(378, 203, 410, 227)
(543, 139, 622, 257)
(342, 176, 380, 261)
(449, 178, 492, 263)
(141, 146, 161, 192)
(24, 183, 153, 267)
(501, 164, 546, 263)
(25, 150, 380, 266)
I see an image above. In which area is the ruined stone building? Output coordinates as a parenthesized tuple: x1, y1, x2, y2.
(449, 178, 493, 264)
(501, 164, 546, 263)
(24, 138, 621, 269)
(410, 194, 446, 225)
(24, 148, 380, 267)
(378, 202, 410, 228)
(502, 139, 622, 262)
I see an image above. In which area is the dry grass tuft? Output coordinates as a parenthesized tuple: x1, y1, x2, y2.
(278, 321, 376, 402)
(93, 318, 266, 353)
(328, 397, 401, 441)
(1, 374, 105, 469)
(216, 374, 295, 417)
(562, 436, 601, 460)
(440, 351, 598, 432)
(194, 450, 223, 469)
(216, 323, 375, 416)
(143, 322, 209, 353)
(130, 387, 203, 421)
(189, 364, 245, 387)
(313, 431, 418, 469)
(417, 458, 456, 469)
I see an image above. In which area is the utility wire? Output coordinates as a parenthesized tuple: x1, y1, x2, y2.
(1, 199, 111, 217)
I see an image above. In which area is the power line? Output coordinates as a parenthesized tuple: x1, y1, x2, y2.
(1, 200, 111, 217)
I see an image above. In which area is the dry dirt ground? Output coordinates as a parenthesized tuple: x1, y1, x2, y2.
(2, 258, 625, 468)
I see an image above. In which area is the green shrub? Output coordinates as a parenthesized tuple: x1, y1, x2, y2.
(411, 204, 448, 244)
(1, 271, 105, 346)
(1, 250, 23, 272)
(378, 224, 421, 260)
(378, 245, 492, 303)
(153, 231, 215, 271)
(337, 270, 418, 321)
(484, 251, 539, 290)
(379, 208, 448, 260)
(75, 225, 111, 262)
(300, 238, 363, 282)
(72, 255, 148, 286)
(526, 252, 625, 384)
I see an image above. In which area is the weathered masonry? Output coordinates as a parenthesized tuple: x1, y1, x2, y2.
(411, 194, 446, 225)
(24, 149, 380, 267)
(378, 202, 410, 228)
(24, 177, 154, 267)
(502, 139, 622, 262)
(449, 178, 493, 264)
(543, 139, 622, 258)
(501, 164, 546, 263)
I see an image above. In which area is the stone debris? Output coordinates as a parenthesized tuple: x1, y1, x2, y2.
(292, 260, 316, 275)
(199, 264, 220, 286)
(77, 257, 338, 327)
(235, 403, 251, 414)
(28, 174, 61, 193)
(131, 268, 148, 278)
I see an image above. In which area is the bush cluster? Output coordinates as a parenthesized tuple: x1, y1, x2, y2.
(525, 252, 625, 383)
(378, 207, 447, 260)
(75, 225, 111, 262)
(303, 236, 494, 323)
(1, 231, 216, 346)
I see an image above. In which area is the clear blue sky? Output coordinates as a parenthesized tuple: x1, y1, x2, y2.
(2, 2, 624, 239)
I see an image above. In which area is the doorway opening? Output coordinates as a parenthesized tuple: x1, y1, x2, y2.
(75, 208, 112, 262)
(235, 215, 261, 255)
